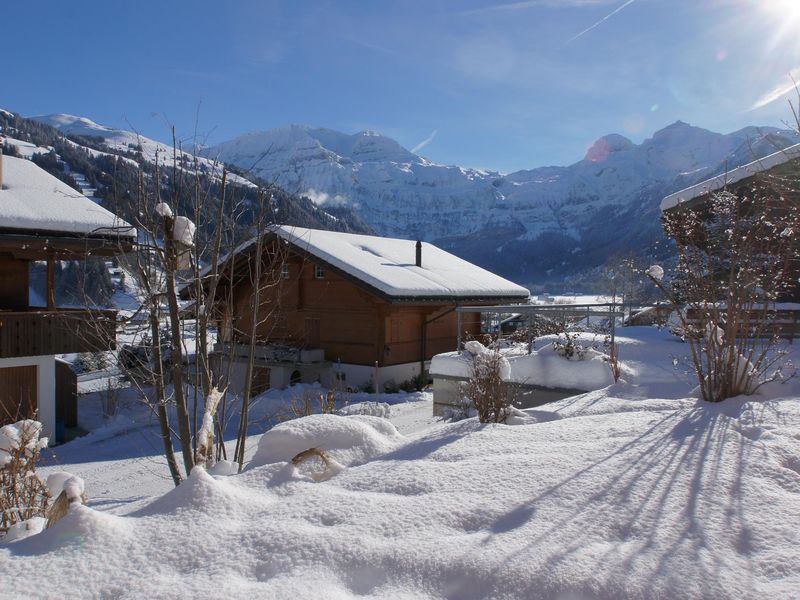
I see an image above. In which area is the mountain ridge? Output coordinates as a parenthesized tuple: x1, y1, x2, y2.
(34, 111, 800, 289)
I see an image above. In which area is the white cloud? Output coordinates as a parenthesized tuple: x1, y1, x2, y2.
(411, 129, 439, 154)
(304, 189, 348, 206)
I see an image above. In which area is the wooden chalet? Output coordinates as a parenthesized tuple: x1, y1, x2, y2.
(204, 225, 529, 393)
(0, 152, 135, 441)
(660, 142, 800, 336)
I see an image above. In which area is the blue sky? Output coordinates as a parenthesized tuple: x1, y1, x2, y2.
(4, 0, 800, 172)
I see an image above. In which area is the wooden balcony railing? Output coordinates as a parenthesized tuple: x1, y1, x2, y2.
(0, 309, 117, 358)
(684, 307, 800, 341)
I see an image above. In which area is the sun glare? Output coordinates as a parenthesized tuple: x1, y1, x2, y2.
(760, 0, 800, 29)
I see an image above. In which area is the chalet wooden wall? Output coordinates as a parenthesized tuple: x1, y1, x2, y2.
(0, 253, 30, 309)
(0, 365, 37, 425)
(220, 243, 486, 367)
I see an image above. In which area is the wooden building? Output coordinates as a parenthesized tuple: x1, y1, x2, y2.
(660, 143, 800, 215)
(0, 152, 135, 440)
(661, 142, 800, 298)
(205, 226, 529, 392)
(660, 142, 800, 336)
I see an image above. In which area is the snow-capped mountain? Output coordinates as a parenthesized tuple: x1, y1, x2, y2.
(197, 123, 497, 241)
(199, 121, 799, 285)
(31, 112, 799, 286)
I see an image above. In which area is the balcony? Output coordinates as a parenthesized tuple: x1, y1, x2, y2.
(0, 309, 117, 359)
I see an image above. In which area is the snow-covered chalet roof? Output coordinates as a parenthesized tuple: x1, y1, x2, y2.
(221, 225, 526, 301)
(277, 226, 529, 300)
(661, 143, 800, 212)
(0, 155, 135, 238)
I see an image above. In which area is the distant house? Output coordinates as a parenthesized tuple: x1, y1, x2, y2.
(203, 225, 529, 393)
(0, 153, 135, 441)
(661, 143, 800, 213)
(661, 142, 800, 303)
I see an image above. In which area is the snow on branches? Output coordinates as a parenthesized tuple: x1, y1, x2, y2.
(645, 265, 664, 282)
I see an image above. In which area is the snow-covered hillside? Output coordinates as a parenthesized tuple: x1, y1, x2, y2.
(200, 122, 799, 283)
(32, 113, 256, 188)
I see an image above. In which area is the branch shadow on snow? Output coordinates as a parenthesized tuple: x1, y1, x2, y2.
(481, 397, 783, 598)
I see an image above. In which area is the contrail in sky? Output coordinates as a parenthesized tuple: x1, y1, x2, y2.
(412, 129, 438, 154)
(565, 0, 637, 45)
(749, 70, 800, 111)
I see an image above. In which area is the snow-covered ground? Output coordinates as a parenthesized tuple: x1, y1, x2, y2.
(1, 136, 52, 158)
(2, 327, 799, 599)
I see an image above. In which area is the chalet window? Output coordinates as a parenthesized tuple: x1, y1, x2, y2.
(281, 263, 290, 279)
(314, 264, 325, 279)
(335, 371, 346, 382)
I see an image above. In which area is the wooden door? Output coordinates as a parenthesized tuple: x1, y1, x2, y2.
(0, 365, 37, 425)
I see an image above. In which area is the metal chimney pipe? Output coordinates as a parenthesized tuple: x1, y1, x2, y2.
(415, 240, 422, 267)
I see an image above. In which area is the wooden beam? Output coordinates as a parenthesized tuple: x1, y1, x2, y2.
(0, 232, 134, 259)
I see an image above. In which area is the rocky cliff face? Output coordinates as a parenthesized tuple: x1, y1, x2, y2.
(200, 121, 798, 286)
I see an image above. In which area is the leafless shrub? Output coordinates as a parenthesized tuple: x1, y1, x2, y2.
(552, 331, 588, 360)
(288, 389, 339, 419)
(462, 348, 514, 423)
(0, 420, 50, 533)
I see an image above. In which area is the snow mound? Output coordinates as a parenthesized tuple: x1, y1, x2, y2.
(431, 335, 614, 391)
(512, 340, 615, 390)
(10, 504, 132, 555)
(337, 401, 391, 418)
(431, 340, 512, 381)
(46, 472, 84, 501)
(136, 466, 263, 517)
(208, 460, 239, 476)
(3, 517, 46, 542)
(250, 414, 405, 469)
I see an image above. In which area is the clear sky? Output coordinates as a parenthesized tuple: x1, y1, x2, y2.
(3, 0, 800, 172)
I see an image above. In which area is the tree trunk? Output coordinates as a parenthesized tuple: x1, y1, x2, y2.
(163, 214, 195, 475)
(149, 296, 182, 486)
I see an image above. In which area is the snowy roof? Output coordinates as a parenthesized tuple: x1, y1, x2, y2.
(0, 155, 135, 238)
(276, 226, 529, 299)
(274, 225, 530, 300)
(661, 143, 800, 212)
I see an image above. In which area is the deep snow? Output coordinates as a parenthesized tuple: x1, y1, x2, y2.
(1, 327, 798, 599)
